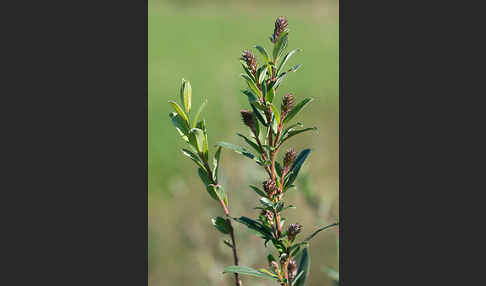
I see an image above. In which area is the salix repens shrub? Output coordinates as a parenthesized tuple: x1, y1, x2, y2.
(168, 16, 338, 286)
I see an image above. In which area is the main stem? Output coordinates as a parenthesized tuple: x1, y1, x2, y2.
(200, 154, 242, 286)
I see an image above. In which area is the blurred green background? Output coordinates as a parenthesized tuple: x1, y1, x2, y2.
(149, 0, 339, 285)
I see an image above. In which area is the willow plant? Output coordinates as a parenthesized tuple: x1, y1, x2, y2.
(168, 16, 338, 286)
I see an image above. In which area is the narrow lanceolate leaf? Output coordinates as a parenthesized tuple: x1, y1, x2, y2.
(259, 269, 278, 279)
(279, 127, 318, 146)
(237, 133, 260, 153)
(293, 247, 310, 286)
(258, 66, 268, 85)
(168, 100, 189, 125)
(273, 31, 288, 60)
(212, 146, 222, 182)
(277, 48, 302, 74)
(270, 104, 281, 125)
(271, 114, 279, 135)
(189, 128, 205, 154)
(223, 266, 277, 281)
(181, 148, 205, 170)
(240, 61, 256, 83)
(255, 45, 271, 64)
(179, 79, 192, 113)
(211, 216, 230, 234)
(286, 149, 311, 187)
(251, 103, 268, 126)
(274, 64, 302, 89)
(241, 74, 261, 99)
(260, 197, 273, 208)
(192, 99, 207, 128)
(234, 216, 273, 239)
(195, 120, 209, 161)
(169, 112, 189, 142)
(215, 141, 257, 161)
(266, 86, 275, 103)
(249, 185, 268, 198)
(242, 89, 259, 104)
(304, 222, 339, 242)
(283, 98, 314, 123)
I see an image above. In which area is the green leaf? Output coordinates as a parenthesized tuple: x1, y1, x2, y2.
(240, 61, 256, 83)
(168, 101, 189, 125)
(198, 168, 218, 201)
(237, 133, 260, 153)
(234, 216, 273, 239)
(179, 79, 192, 113)
(293, 247, 310, 286)
(212, 146, 222, 182)
(273, 31, 288, 60)
(285, 149, 311, 187)
(270, 104, 281, 125)
(271, 114, 278, 135)
(223, 266, 277, 280)
(251, 103, 268, 126)
(215, 142, 258, 162)
(259, 268, 279, 279)
(266, 86, 275, 103)
(274, 64, 302, 89)
(242, 89, 259, 105)
(260, 197, 273, 208)
(169, 112, 189, 142)
(192, 99, 207, 128)
(304, 223, 339, 242)
(255, 45, 271, 64)
(277, 48, 302, 74)
(267, 254, 276, 265)
(208, 184, 228, 207)
(195, 120, 209, 160)
(181, 148, 205, 170)
(198, 167, 211, 186)
(211, 216, 230, 234)
(258, 66, 268, 85)
(249, 185, 268, 198)
(241, 74, 261, 99)
(288, 63, 303, 73)
(189, 128, 205, 154)
(283, 98, 314, 123)
(279, 127, 317, 146)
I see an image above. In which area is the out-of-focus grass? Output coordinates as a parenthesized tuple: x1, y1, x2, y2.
(149, 1, 338, 285)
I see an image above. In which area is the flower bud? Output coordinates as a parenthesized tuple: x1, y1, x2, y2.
(288, 259, 298, 281)
(241, 50, 257, 76)
(283, 148, 297, 169)
(240, 110, 257, 135)
(287, 223, 303, 241)
(271, 16, 288, 43)
(261, 209, 274, 224)
(281, 93, 295, 115)
(263, 178, 277, 198)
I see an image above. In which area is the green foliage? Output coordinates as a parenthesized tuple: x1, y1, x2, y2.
(166, 16, 338, 286)
(212, 216, 230, 234)
(223, 266, 278, 280)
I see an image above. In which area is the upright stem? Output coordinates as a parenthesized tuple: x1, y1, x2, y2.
(200, 153, 242, 286)
(227, 217, 241, 286)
